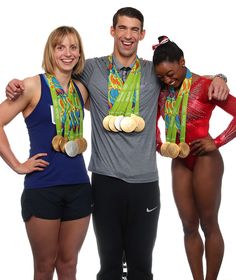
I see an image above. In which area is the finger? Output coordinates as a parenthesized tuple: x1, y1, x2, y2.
(221, 88, 229, 101)
(208, 84, 214, 100)
(208, 84, 213, 100)
(189, 139, 201, 145)
(7, 93, 17, 101)
(17, 81, 25, 91)
(33, 153, 48, 159)
(7, 84, 19, 93)
(11, 79, 24, 91)
(6, 85, 14, 93)
(190, 143, 202, 153)
(189, 140, 202, 151)
(217, 86, 225, 101)
(32, 167, 45, 172)
(36, 161, 49, 167)
(212, 86, 226, 101)
(192, 147, 203, 156)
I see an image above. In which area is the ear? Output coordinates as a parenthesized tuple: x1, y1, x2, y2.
(110, 26, 115, 38)
(139, 29, 146, 41)
(179, 56, 185, 66)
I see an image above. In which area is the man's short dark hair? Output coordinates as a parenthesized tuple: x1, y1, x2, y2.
(112, 7, 144, 30)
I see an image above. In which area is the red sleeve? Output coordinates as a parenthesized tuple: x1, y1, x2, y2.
(212, 93, 236, 148)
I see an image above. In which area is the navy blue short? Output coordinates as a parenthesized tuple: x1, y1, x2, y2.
(21, 183, 94, 222)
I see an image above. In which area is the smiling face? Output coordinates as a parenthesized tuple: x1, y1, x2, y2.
(110, 15, 145, 65)
(154, 57, 186, 88)
(53, 34, 80, 74)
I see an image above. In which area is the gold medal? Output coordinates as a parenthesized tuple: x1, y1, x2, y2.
(114, 115, 124, 131)
(64, 140, 79, 157)
(108, 116, 119, 132)
(120, 116, 137, 133)
(103, 115, 113, 131)
(178, 142, 190, 158)
(131, 114, 145, 132)
(79, 137, 88, 153)
(59, 137, 68, 153)
(166, 143, 180, 159)
(52, 135, 63, 152)
(75, 137, 88, 154)
(160, 142, 170, 157)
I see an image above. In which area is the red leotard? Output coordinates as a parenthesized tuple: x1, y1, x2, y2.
(156, 77, 236, 170)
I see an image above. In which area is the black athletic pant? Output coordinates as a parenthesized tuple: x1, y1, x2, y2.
(92, 173, 160, 280)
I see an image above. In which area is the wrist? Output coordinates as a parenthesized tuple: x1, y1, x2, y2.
(213, 138, 221, 149)
(214, 73, 227, 83)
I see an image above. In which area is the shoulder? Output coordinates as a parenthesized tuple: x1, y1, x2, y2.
(85, 56, 107, 66)
(191, 74, 211, 89)
(139, 57, 152, 64)
(138, 58, 152, 68)
(80, 56, 108, 82)
(23, 75, 41, 95)
(139, 58, 155, 75)
(190, 75, 212, 102)
(22, 75, 41, 114)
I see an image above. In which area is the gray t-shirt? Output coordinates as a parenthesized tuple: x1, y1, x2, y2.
(79, 56, 160, 183)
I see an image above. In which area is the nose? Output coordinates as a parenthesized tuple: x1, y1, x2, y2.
(124, 29, 132, 39)
(64, 47, 72, 56)
(163, 76, 172, 85)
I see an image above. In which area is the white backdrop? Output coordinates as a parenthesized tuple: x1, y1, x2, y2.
(0, 0, 235, 279)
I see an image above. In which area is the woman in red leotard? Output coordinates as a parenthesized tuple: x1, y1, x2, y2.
(153, 36, 236, 280)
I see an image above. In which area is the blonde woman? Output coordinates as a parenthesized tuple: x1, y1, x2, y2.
(0, 26, 93, 280)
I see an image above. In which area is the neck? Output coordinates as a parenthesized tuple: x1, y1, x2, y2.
(54, 70, 72, 91)
(112, 51, 137, 67)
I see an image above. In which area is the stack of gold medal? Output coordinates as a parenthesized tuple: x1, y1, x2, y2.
(160, 69, 192, 159)
(46, 74, 87, 158)
(103, 57, 145, 133)
(103, 113, 145, 133)
(52, 135, 87, 157)
(160, 141, 190, 159)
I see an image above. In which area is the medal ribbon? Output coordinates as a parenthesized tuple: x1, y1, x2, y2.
(164, 68, 192, 143)
(107, 56, 141, 117)
(45, 74, 83, 140)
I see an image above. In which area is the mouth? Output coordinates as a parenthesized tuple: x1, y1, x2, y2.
(121, 40, 133, 49)
(169, 80, 176, 86)
(61, 59, 75, 65)
(62, 59, 73, 62)
(169, 80, 182, 89)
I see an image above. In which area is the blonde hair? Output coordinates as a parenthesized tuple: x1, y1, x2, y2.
(42, 26, 85, 75)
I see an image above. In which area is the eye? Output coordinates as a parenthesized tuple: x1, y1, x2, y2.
(159, 76, 165, 82)
(71, 45, 78, 51)
(131, 27, 140, 33)
(118, 25, 126, 31)
(56, 45, 64, 51)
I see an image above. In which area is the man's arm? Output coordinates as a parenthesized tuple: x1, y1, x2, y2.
(207, 74, 229, 101)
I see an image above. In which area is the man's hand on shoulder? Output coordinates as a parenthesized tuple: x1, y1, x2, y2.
(6, 79, 24, 101)
(208, 75, 229, 101)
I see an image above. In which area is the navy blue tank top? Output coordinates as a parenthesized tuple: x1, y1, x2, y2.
(24, 74, 90, 189)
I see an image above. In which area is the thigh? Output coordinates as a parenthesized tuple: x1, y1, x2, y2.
(25, 217, 61, 262)
(193, 151, 224, 218)
(171, 159, 198, 223)
(58, 216, 90, 260)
